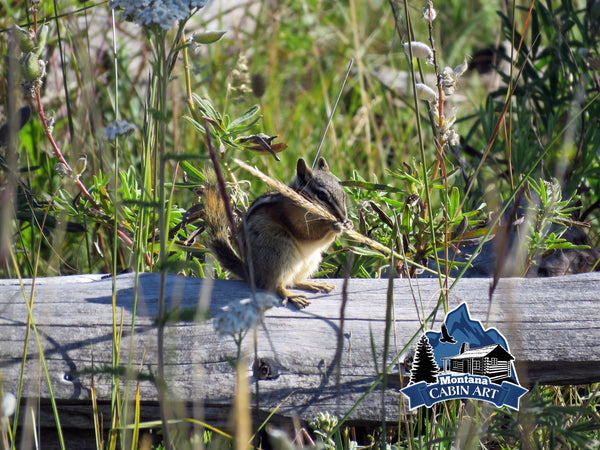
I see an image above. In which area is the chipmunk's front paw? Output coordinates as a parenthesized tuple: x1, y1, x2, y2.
(333, 219, 353, 233)
(285, 294, 311, 309)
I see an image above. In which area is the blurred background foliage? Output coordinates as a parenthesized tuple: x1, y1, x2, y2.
(0, 0, 598, 281)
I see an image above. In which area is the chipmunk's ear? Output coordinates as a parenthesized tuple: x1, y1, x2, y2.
(296, 158, 313, 181)
(315, 157, 330, 172)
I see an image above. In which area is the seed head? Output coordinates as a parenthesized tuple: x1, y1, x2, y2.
(14, 25, 35, 53)
(21, 52, 45, 81)
(416, 83, 438, 103)
(403, 41, 434, 65)
(191, 30, 226, 44)
(422, 5, 437, 22)
(454, 58, 469, 77)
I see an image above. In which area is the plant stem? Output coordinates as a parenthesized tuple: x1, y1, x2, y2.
(426, 0, 450, 304)
(155, 28, 172, 450)
(399, 0, 445, 302)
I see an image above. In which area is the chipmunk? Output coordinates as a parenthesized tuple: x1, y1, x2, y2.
(203, 157, 350, 308)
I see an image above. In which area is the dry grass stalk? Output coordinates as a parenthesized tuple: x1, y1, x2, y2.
(235, 159, 447, 277)
(235, 159, 414, 265)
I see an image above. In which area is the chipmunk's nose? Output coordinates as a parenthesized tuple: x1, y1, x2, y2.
(330, 202, 346, 221)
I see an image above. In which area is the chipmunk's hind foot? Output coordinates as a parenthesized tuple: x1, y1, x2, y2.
(294, 280, 334, 293)
(277, 286, 311, 309)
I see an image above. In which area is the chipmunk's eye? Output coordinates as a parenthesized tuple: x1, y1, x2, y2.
(315, 190, 329, 203)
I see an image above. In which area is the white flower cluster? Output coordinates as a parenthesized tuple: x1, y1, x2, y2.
(104, 120, 136, 140)
(110, 0, 209, 30)
(213, 293, 279, 338)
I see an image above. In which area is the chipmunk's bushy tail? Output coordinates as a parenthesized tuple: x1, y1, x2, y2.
(203, 182, 247, 281)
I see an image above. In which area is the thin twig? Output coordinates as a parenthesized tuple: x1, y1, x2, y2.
(312, 58, 354, 168)
(29, 13, 136, 250)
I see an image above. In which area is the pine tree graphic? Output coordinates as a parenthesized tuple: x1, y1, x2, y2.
(410, 334, 440, 384)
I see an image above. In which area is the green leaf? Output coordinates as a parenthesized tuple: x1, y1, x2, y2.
(163, 152, 209, 162)
(382, 197, 406, 209)
(226, 115, 262, 135)
(229, 105, 260, 129)
(180, 161, 205, 182)
(341, 180, 405, 193)
(192, 94, 222, 123)
(448, 186, 460, 219)
(183, 115, 204, 133)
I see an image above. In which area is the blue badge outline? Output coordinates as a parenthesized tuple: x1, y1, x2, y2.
(401, 303, 529, 410)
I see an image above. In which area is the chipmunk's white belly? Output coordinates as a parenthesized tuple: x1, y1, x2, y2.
(284, 233, 336, 286)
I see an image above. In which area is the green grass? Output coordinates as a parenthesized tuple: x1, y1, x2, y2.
(1, 0, 600, 448)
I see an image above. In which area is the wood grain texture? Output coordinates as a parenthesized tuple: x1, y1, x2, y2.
(1, 272, 599, 428)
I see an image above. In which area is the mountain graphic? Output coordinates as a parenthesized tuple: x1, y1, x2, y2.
(426, 303, 518, 384)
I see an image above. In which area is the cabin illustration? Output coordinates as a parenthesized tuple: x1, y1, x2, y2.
(441, 342, 514, 383)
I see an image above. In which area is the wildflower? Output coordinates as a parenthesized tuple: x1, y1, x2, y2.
(444, 107, 457, 128)
(228, 54, 253, 102)
(110, 0, 210, 30)
(403, 41, 434, 65)
(415, 83, 438, 103)
(104, 120, 136, 140)
(310, 411, 339, 434)
(213, 293, 278, 338)
(445, 128, 460, 146)
(438, 111, 460, 147)
(440, 66, 457, 96)
(214, 298, 257, 337)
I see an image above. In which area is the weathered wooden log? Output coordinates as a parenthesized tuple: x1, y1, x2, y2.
(1, 272, 599, 436)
